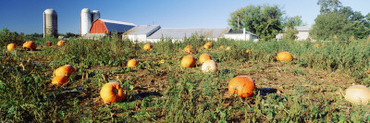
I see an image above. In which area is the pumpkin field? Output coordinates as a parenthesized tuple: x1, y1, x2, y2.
(1, 34, 369, 122)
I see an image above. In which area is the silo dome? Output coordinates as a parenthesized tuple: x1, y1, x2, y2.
(43, 9, 58, 38)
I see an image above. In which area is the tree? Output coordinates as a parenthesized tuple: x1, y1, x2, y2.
(310, 12, 352, 41)
(228, 5, 283, 41)
(317, 0, 342, 14)
(311, 0, 369, 41)
(282, 16, 303, 41)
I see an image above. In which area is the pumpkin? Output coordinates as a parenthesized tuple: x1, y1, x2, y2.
(46, 41, 52, 46)
(203, 44, 211, 49)
(344, 85, 370, 105)
(7, 43, 17, 51)
(201, 60, 218, 73)
(199, 53, 212, 64)
(143, 44, 153, 51)
(226, 46, 231, 51)
(228, 75, 255, 98)
(181, 55, 196, 68)
(57, 40, 65, 46)
(127, 59, 138, 68)
(51, 75, 69, 85)
(205, 42, 213, 47)
(100, 81, 126, 103)
(314, 44, 320, 48)
(160, 59, 165, 64)
(184, 45, 196, 54)
(53, 65, 76, 77)
(276, 52, 293, 61)
(22, 41, 37, 50)
(246, 49, 252, 54)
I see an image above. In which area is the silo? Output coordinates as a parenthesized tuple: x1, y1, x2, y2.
(43, 9, 58, 38)
(80, 8, 92, 35)
(91, 10, 100, 22)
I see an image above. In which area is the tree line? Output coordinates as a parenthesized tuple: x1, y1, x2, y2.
(228, 0, 369, 41)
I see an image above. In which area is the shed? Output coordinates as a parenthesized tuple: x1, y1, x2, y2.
(223, 28, 258, 41)
(147, 28, 229, 42)
(124, 25, 161, 42)
(90, 19, 136, 34)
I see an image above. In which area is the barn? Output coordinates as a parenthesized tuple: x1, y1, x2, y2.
(90, 19, 136, 34)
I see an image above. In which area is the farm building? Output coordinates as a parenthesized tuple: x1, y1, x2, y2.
(125, 25, 161, 42)
(146, 28, 230, 42)
(223, 28, 258, 41)
(123, 27, 258, 42)
(276, 26, 312, 41)
(90, 19, 136, 34)
(79, 8, 258, 41)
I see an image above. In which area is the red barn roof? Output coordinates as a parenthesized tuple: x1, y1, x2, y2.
(90, 19, 136, 34)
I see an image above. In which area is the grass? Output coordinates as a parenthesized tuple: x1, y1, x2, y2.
(0, 34, 369, 122)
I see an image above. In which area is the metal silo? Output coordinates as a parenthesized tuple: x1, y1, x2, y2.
(80, 8, 92, 35)
(43, 9, 58, 38)
(91, 10, 100, 22)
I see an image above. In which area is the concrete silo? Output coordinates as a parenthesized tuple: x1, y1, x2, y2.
(80, 8, 92, 36)
(43, 9, 58, 38)
(91, 10, 100, 22)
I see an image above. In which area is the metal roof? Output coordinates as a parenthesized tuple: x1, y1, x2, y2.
(295, 26, 312, 31)
(99, 19, 136, 33)
(126, 25, 161, 36)
(147, 28, 230, 39)
(226, 29, 257, 36)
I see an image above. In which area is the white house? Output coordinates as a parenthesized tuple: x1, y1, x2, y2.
(276, 26, 312, 41)
(223, 28, 258, 41)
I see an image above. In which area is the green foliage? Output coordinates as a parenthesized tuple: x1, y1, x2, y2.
(0, 34, 369, 122)
(311, 0, 369, 41)
(281, 16, 303, 41)
(283, 16, 304, 29)
(228, 5, 284, 41)
(310, 12, 352, 41)
(0, 28, 25, 47)
(282, 28, 299, 41)
(317, 0, 342, 14)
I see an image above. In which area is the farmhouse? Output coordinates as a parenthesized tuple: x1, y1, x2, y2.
(276, 26, 312, 41)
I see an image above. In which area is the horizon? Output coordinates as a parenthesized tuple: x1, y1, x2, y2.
(0, 0, 368, 34)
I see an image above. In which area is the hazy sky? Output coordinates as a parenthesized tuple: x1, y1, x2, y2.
(0, 0, 368, 34)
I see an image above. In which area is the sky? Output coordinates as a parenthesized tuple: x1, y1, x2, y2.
(0, 0, 368, 34)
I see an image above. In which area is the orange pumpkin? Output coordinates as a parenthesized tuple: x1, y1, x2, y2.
(127, 59, 138, 68)
(205, 42, 213, 47)
(46, 41, 52, 46)
(100, 82, 126, 103)
(184, 45, 196, 54)
(51, 75, 69, 85)
(181, 55, 196, 68)
(143, 44, 153, 51)
(199, 53, 212, 64)
(53, 65, 76, 77)
(7, 43, 17, 51)
(246, 49, 252, 54)
(22, 41, 37, 50)
(276, 52, 293, 61)
(57, 40, 65, 46)
(203, 44, 211, 49)
(228, 76, 255, 98)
